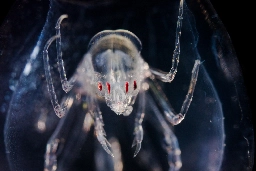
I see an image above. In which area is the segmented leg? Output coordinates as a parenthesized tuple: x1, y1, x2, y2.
(149, 60, 201, 125)
(43, 14, 76, 118)
(44, 94, 94, 171)
(150, 0, 184, 82)
(44, 93, 75, 171)
(87, 97, 114, 157)
(132, 91, 145, 157)
(55, 15, 75, 92)
(147, 94, 182, 171)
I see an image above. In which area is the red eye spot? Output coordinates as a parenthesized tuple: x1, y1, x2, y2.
(98, 82, 102, 91)
(133, 81, 137, 90)
(125, 82, 129, 93)
(106, 82, 111, 94)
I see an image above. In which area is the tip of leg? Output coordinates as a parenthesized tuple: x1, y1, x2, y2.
(133, 143, 141, 157)
(101, 143, 114, 157)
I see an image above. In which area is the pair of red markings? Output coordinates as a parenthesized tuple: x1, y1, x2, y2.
(98, 81, 137, 94)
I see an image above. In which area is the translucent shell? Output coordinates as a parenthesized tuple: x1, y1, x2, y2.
(88, 29, 142, 53)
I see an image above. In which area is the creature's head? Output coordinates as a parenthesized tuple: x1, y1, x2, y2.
(88, 30, 144, 115)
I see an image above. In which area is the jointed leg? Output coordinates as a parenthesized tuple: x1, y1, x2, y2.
(132, 91, 146, 157)
(55, 15, 76, 92)
(43, 14, 76, 118)
(150, 0, 184, 82)
(147, 94, 182, 171)
(45, 108, 92, 171)
(44, 92, 76, 171)
(87, 97, 114, 157)
(149, 60, 201, 125)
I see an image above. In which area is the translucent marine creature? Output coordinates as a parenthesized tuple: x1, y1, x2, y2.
(43, 0, 200, 167)
(3, 0, 255, 170)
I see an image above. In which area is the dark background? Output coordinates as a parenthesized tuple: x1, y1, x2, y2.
(0, 0, 254, 170)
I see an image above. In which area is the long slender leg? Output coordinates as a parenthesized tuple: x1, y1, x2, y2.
(149, 60, 201, 125)
(45, 109, 93, 171)
(147, 94, 182, 171)
(87, 97, 114, 157)
(55, 15, 76, 92)
(150, 0, 184, 82)
(44, 92, 76, 171)
(56, 108, 93, 170)
(94, 110, 114, 157)
(132, 91, 146, 157)
(43, 15, 76, 118)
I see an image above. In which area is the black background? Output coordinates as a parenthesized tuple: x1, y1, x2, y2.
(0, 0, 254, 170)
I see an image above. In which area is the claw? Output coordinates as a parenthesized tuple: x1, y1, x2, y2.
(100, 140, 114, 157)
(95, 118, 114, 157)
(132, 140, 141, 157)
(132, 125, 143, 157)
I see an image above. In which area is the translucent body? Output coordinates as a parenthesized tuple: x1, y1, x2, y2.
(84, 30, 144, 115)
(1, 0, 254, 171)
(42, 10, 201, 162)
